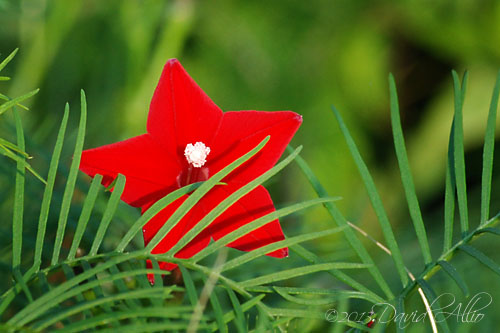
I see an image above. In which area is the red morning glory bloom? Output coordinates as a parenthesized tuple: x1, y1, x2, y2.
(79, 59, 302, 276)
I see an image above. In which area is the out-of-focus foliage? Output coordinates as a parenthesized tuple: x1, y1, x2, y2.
(1, 0, 500, 331)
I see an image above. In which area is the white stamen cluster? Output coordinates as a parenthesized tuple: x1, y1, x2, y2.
(184, 142, 210, 168)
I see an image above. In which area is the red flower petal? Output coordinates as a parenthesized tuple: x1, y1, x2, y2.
(147, 59, 223, 162)
(80, 134, 180, 207)
(206, 184, 288, 258)
(209, 111, 302, 184)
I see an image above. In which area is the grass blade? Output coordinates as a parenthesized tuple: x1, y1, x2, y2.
(389, 74, 432, 265)
(51, 91, 87, 265)
(437, 260, 469, 296)
(240, 263, 370, 288)
(67, 174, 103, 260)
(12, 108, 25, 268)
(332, 105, 409, 286)
(287, 146, 393, 299)
(459, 244, 500, 277)
(452, 70, 469, 236)
(89, 174, 126, 255)
(33, 104, 69, 271)
(480, 70, 500, 225)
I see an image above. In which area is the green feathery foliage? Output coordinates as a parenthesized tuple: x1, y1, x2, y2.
(1, 47, 500, 331)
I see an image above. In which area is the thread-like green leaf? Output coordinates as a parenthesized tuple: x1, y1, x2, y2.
(51, 91, 87, 265)
(192, 197, 339, 263)
(167, 145, 302, 256)
(331, 297, 349, 333)
(443, 119, 456, 253)
(81, 259, 115, 315)
(33, 288, 173, 330)
(290, 244, 385, 303)
(89, 174, 126, 255)
(389, 74, 432, 265)
(438, 260, 469, 296)
(145, 136, 270, 252)
(452, 70, 469, 236)
(416, 279, 450, 333)
(240, 263, 370, 288)
(68, 174, 103, 260)
(33, 104, 69, 271)
(0, 89, 39, 116)
(97, 322, 205, 333)
(480, 70, 500, 225)
(0, 144, 46, 183)
(248, 285, 376, 302)
(263, 306, 328, 320)
(12, 268, 32, 303)
(396, 296, 405, 333)
(459, 244, 500, 277)
(476, 227, 500, 236)
(226, 288, 246, 333)
(287, 146, 393, 300)
(107, 264, 143, 314)
(222, 226, 345, 272)
(209, 294, 265, 331)
(0, 92, 29, 110)
(150, 259, 164, 306)
(0, 48, 18, 72)
(0, 92, 28, 110)
(209, 288, 228, 333)
(0, 138, 30, 157)
(179, 265, 199, 307)
(333, 105, 409, 286)
(61, 264, 92, 319)
(55, 307, 193, 333)
(273, 286, 370, 305)
(12, 108, 25, 268)
(0, 266, 35, 316)
(10, 253, 153, 326)
(115, 181, 206, 252)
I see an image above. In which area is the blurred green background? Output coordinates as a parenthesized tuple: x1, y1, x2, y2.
(1, 0, 500, 331)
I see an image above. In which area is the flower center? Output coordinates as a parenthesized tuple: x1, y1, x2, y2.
(184, 142, 210, 168)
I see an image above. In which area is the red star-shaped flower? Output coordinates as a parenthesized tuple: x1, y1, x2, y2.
(79, 59, 302, 277)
